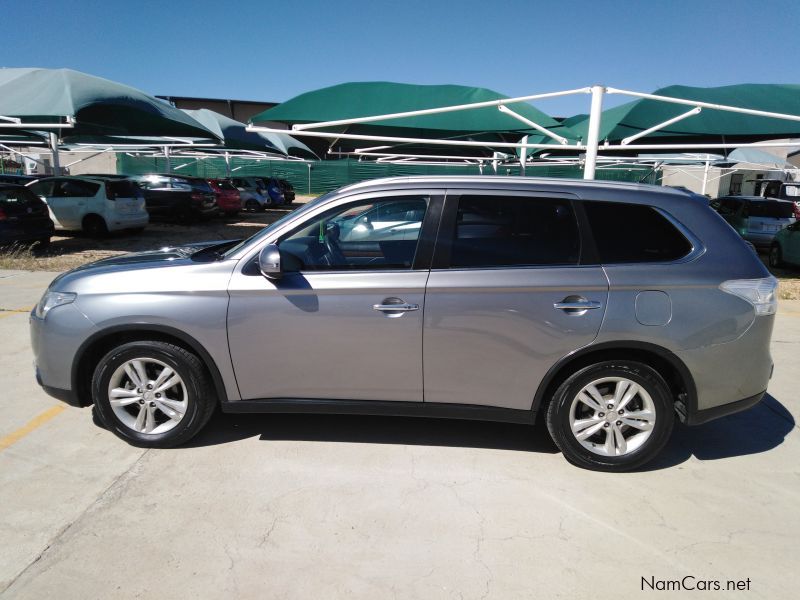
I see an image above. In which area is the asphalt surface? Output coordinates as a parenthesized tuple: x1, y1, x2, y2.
(1, 269, 798, 599)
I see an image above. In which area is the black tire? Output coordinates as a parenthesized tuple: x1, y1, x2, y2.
(176, 206, 198, 225)
(245, 199, 260, 212)
(769, 244, 784, 269)
(83, 214, 108, 237)
(545, 360, 675, 472)
(91, 341, 217, 448)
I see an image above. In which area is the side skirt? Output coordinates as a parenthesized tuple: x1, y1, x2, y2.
(221, 398, 536, 425)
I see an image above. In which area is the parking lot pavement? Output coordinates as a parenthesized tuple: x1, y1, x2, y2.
(1, 271, 798, 599)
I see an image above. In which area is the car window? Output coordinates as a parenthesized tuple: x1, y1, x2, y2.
(106, 180, 141, 199)
(584, 201, 693, 263)
(0, 186, 37, 205)
(27, 180, 53, 197)
(748, 201, 794, 219)
(278, 196, 429, 271)
(447, 195, 579, 268)
(52, 179, 100, 198)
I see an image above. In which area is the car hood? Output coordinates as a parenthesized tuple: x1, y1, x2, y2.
(48, 240, 240, 290)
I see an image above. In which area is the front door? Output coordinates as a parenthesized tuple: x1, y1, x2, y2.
(227, 192, 440, 402)
(423, 191, 608, 411)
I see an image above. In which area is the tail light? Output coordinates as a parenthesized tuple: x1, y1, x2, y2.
(720, 277, 778, 316)
(190, 192, 204, 203)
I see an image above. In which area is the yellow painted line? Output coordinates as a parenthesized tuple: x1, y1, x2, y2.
(0, 405, 66, 452)
(0, 307, 33, 320)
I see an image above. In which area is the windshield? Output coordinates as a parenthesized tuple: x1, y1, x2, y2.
(220, 191, 336, 258)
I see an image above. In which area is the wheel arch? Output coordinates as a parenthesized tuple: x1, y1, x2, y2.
(532, 341, 697, 422)
(72, 324, 229, 408)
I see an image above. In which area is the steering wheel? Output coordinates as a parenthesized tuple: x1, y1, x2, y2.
(322, 222, 347, 266)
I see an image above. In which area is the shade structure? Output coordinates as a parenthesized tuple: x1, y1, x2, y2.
(250, 81, 577, 157)
(182, 108, 316, 158)
(0, 68, 219, 141)
(565, 84, 800, 146)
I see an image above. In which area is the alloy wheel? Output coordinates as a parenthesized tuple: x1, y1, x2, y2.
(568, 377, 656, 457)
(107, 357, 188, 435)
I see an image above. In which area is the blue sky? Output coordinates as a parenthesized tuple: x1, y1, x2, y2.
(3, 0, 799, 117)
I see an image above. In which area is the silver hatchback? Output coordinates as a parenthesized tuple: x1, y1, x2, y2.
(30, 177, 777, 471)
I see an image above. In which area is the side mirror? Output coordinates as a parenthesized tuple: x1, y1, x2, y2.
(258, 244, 282, 280)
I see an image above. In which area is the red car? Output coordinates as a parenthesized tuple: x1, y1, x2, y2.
(207, 179, 241, 217)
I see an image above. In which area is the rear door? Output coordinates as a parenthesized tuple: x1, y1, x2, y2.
(423, 190, 608, 411)
(747, 200, 795, 235)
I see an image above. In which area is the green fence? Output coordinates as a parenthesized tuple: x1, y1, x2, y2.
(116, 155, 661, 194)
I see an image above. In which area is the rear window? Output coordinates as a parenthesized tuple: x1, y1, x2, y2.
(747, 201, 794, 219)
(191, 180, 213, 193)
(216, 181, 236, 191)
(449, 195, 580, 268)
(0, 186, 37, 204)
(584, 202, 693, 263)
(106, 180, 141, 199)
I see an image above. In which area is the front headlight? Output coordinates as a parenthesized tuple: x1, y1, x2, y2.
(34, 291, 77, 319)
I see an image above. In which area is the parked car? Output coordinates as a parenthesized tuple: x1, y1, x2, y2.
(231, 177, 270, 211)
(26, 176, 148, 236)
(30, 177, 777, 471)
(260, 177, 286, 206)
(752, 179, 800, 218)
(129, 174, 218, 223)
(710, 195, 796, 249)
(276, 178, 295, 204)
(0, 184, 54, 247)
(207, 179, 241, 217)
(769, 220, 800, 269)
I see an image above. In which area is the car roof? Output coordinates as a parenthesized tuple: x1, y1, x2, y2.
(331, 175, 693, 201)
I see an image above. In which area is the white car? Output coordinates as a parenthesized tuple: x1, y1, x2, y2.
(26, 176, 149, 236)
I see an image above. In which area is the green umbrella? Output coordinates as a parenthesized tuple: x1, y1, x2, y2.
(566, 84, 800, 144)
(0, 68, 220, 140)
(182, 108, 316, 158)
(250, 81, 577, 156)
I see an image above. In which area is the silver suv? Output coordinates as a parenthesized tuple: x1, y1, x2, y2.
(30, 177, 777, 471)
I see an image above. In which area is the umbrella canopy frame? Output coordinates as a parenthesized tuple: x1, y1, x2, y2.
(249, 84, 800, 179)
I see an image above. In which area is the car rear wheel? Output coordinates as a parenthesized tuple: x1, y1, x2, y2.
(245, 199, 261, 212)
(92, 341, 216, 448)
(83, 214, 108, 237)
(769, 244, 784, 268)
(546, 360, 674, 472)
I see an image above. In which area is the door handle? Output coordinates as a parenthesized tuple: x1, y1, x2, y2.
(373, 303, 419, 312)
(553, 300, 602, 310)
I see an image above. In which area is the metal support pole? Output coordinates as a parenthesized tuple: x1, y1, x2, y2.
(307, 163, 312, 194)
(583, 85, 605, 180)
(49, 132, 61, 175)
(225, 152, 231, 178)
(164, 146, 171, 174)
(519, 135, 528, 176)
(702, 160, 710, 195)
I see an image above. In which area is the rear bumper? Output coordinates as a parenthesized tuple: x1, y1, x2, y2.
(743, 232, 778, 248)
(107, 212, 149, 231)
(687, 390, 765, 425)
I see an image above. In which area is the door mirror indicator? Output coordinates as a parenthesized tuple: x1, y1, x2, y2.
(258, 244, 282, 280)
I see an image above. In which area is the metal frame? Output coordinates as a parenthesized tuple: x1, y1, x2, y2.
(247, 83, 800, 180)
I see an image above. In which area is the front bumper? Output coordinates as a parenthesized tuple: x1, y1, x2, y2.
(30, 304, 96, 407)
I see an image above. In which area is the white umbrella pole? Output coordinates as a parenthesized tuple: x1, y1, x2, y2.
(583, 85, 605, 180)
(49, 132, 61, 175)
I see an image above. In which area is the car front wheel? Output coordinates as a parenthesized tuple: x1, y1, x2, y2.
(92, 341, 216, 448)
(546, 361, 674, 471)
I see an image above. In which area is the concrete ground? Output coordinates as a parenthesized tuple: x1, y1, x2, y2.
(1, 269, 798, 599)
